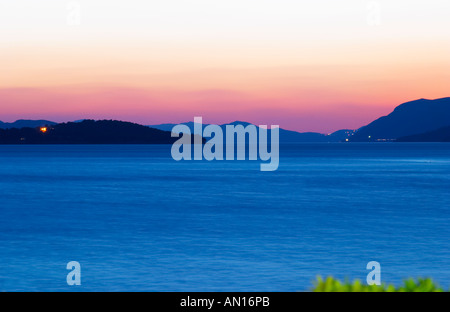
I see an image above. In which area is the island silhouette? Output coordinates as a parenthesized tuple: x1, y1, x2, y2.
(1, 97, 450, 144)
(0, 120, 181, 144)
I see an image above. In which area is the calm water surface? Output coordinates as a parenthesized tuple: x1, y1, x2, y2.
(0, 143, 449, 291)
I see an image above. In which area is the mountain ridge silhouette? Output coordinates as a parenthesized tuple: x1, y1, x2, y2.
(2, 97, 450, 143)
(349, 97, 450, 142)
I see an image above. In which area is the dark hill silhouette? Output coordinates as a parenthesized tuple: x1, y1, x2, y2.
(0, 119, 57, 129)
(0, 120, 187, 144)
(397, 125, 450, 142)
(350, 97, 450, 142)
(149, 121, 354, 142)
(327, 129, 355, 141)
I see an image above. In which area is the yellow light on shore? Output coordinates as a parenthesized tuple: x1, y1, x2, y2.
(40, 127, 47, 133)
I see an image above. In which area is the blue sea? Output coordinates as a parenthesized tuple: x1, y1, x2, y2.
(0, 143, 449, 291)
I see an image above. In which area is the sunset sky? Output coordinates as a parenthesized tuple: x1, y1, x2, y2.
(1, 0, 450, 133)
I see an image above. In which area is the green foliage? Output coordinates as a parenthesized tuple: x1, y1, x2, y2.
(312, 276, 446, 292)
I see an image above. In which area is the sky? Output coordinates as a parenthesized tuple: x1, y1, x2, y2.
(1, 0, 450, 133)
